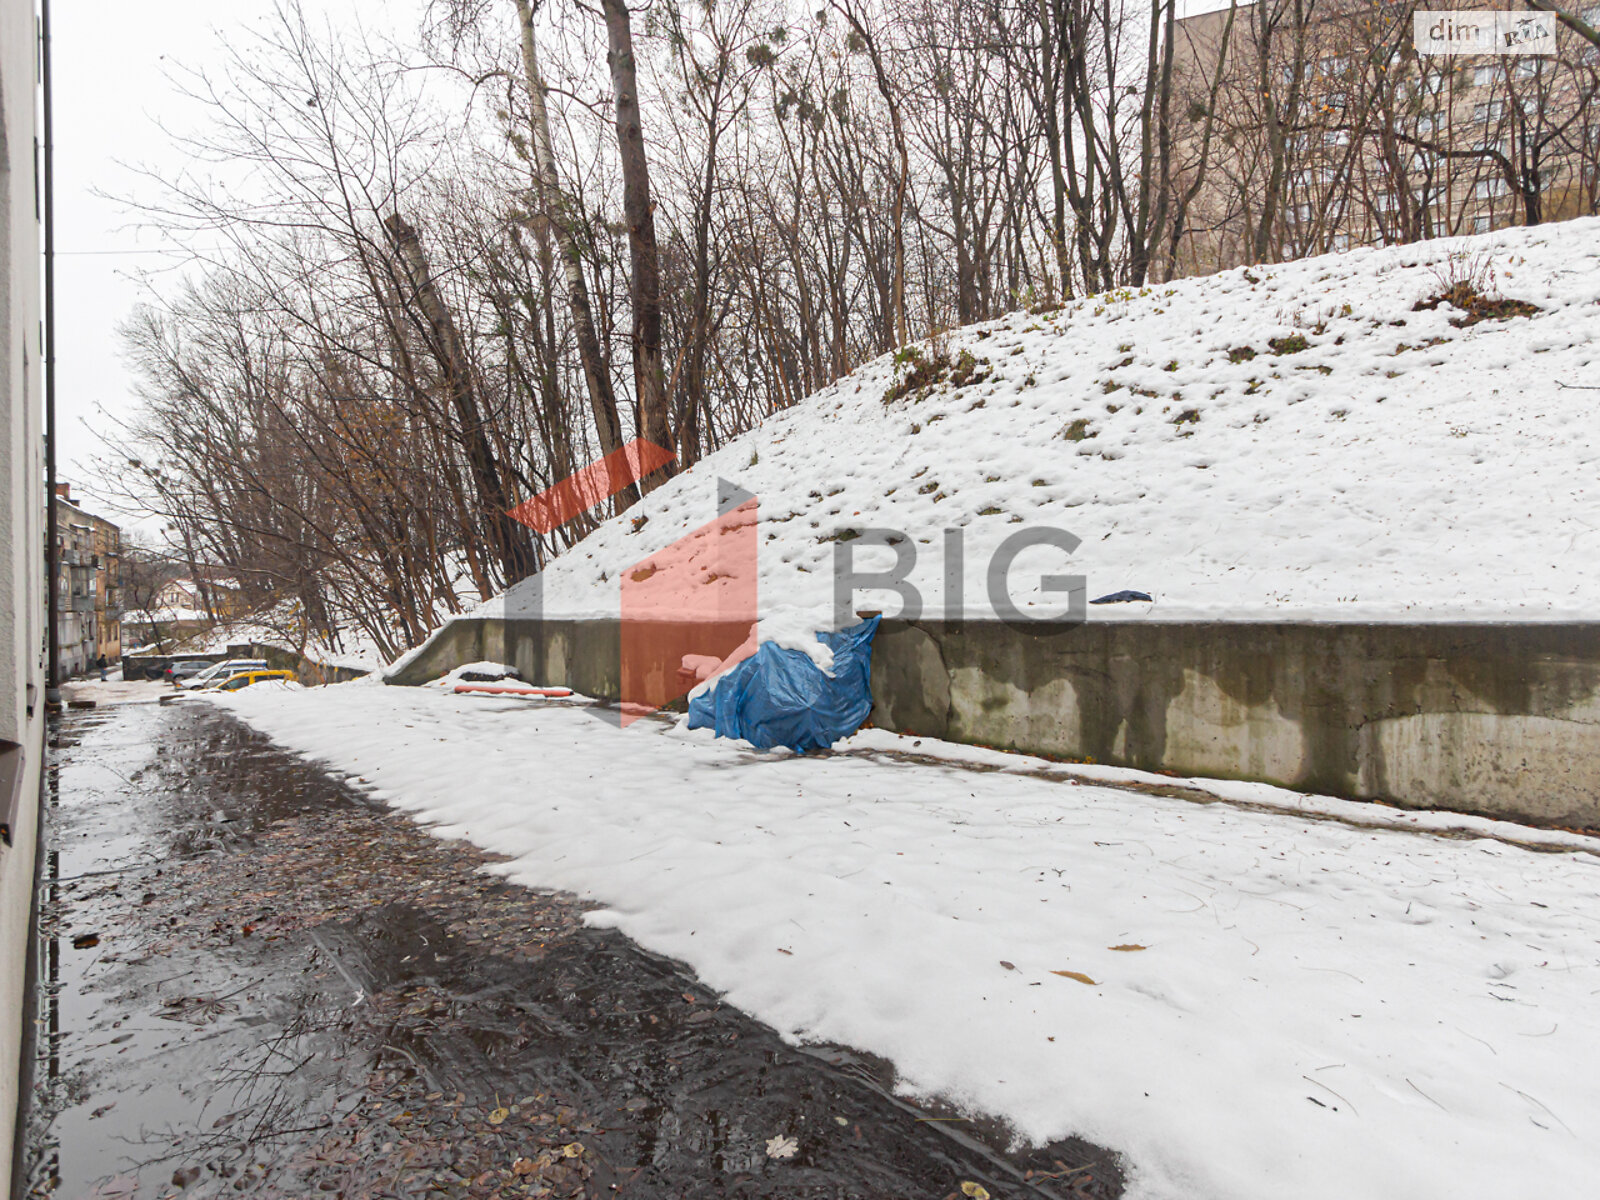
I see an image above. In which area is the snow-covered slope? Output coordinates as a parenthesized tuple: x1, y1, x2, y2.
(488, 221, 1600, 629)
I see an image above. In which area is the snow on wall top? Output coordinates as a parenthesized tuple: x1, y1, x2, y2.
(486, 220, 1600, 626)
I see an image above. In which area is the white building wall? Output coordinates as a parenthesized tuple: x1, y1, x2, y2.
(0, 0, 44, 1192)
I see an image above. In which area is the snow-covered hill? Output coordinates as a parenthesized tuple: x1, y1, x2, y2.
(486, 220, 1600, 631)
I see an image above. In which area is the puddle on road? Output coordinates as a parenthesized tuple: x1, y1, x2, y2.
(24, 702, 1123, 1199)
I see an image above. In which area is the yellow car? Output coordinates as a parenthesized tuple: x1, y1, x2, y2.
(208, 669, 298, 692)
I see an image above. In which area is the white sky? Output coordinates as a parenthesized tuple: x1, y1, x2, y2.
(51, 1, 271, 520)
(49, 0, 439, 528)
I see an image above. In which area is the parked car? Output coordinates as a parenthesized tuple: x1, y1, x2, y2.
(164, 660, 215, 685)
(209, 669, 298, 692)
(179, 658, 269, 690)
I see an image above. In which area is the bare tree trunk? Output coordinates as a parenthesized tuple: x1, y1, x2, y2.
(512, 0, 637, 508)
(1250, 0, 1313, 264)
(601, 0, 673, 491)
(1140, 0, 1178, 284)
(1165, 0, 1238, 278)
(1024, 0, 1074, 299)
(384, 213, 537, 581)
(834, 0, 909, 347)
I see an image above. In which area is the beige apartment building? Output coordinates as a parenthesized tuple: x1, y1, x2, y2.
(53, 485, 122, 676)
(1170, 0, 1600, 275)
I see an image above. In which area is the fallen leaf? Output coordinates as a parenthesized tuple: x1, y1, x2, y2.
(1051, 970, 1099, 985)
(72, 933, 100, 949)
(766, 1133, 799, 1159)
(488, 1107, 509, 1125)
(960, 1183, 991, 1199)
(1109, 944, 1146, 952)
(512, 1158, 537, 1177)
(561, 1142, 584, 1158)
(171, 1165, 201, 1188)
(999, 961, 1016, 970)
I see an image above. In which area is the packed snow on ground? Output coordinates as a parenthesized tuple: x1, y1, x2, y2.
(427, 660, 523, 687)
(472, 220, 1600, 643)
(214, 682, 1600, 1200)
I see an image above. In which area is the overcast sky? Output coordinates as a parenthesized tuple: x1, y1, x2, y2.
(49, 0, 438, 529)
(50, 0, 281, 523)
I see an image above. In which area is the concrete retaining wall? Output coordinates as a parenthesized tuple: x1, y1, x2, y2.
(387, 618, 746, 712)
(242, 645, 371, 687)
(868, 621, 1600, 830)
(389, 617, 1600, 829)
(125, 646, 370, 686)
(122, 653, 227, 681)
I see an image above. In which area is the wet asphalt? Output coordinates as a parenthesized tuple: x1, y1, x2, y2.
(21, 694, 1124, 1200)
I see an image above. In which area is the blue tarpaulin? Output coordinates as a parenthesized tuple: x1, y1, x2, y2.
(686, 617, 882, 753)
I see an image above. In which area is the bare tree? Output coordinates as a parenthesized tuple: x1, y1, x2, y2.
(601, 0, 674, 487)
(511, 0, 637, 508)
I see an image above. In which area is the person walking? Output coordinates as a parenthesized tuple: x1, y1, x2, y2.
(96, 653, 108, 682)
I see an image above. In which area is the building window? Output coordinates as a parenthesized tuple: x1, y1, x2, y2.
(1331, 233, 1351, 251)
(1474, 177, 1508, 198)
(1513, 58, 1540, 79)
(1320, 55, 1348, 77)
(1473, 100, 1505, 122)
(1472, 214, 1492, 233)
(1418, 69, 1448, 95)
(1323, 129, 1350, 148)
(1472, 64, 1498, 87)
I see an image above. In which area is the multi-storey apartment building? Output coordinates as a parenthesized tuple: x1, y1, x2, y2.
(52, 485, 121, 677)
(1170, 0, 1600, 275)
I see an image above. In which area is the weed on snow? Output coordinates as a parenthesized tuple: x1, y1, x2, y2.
(1413, 280, 1542, 327)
